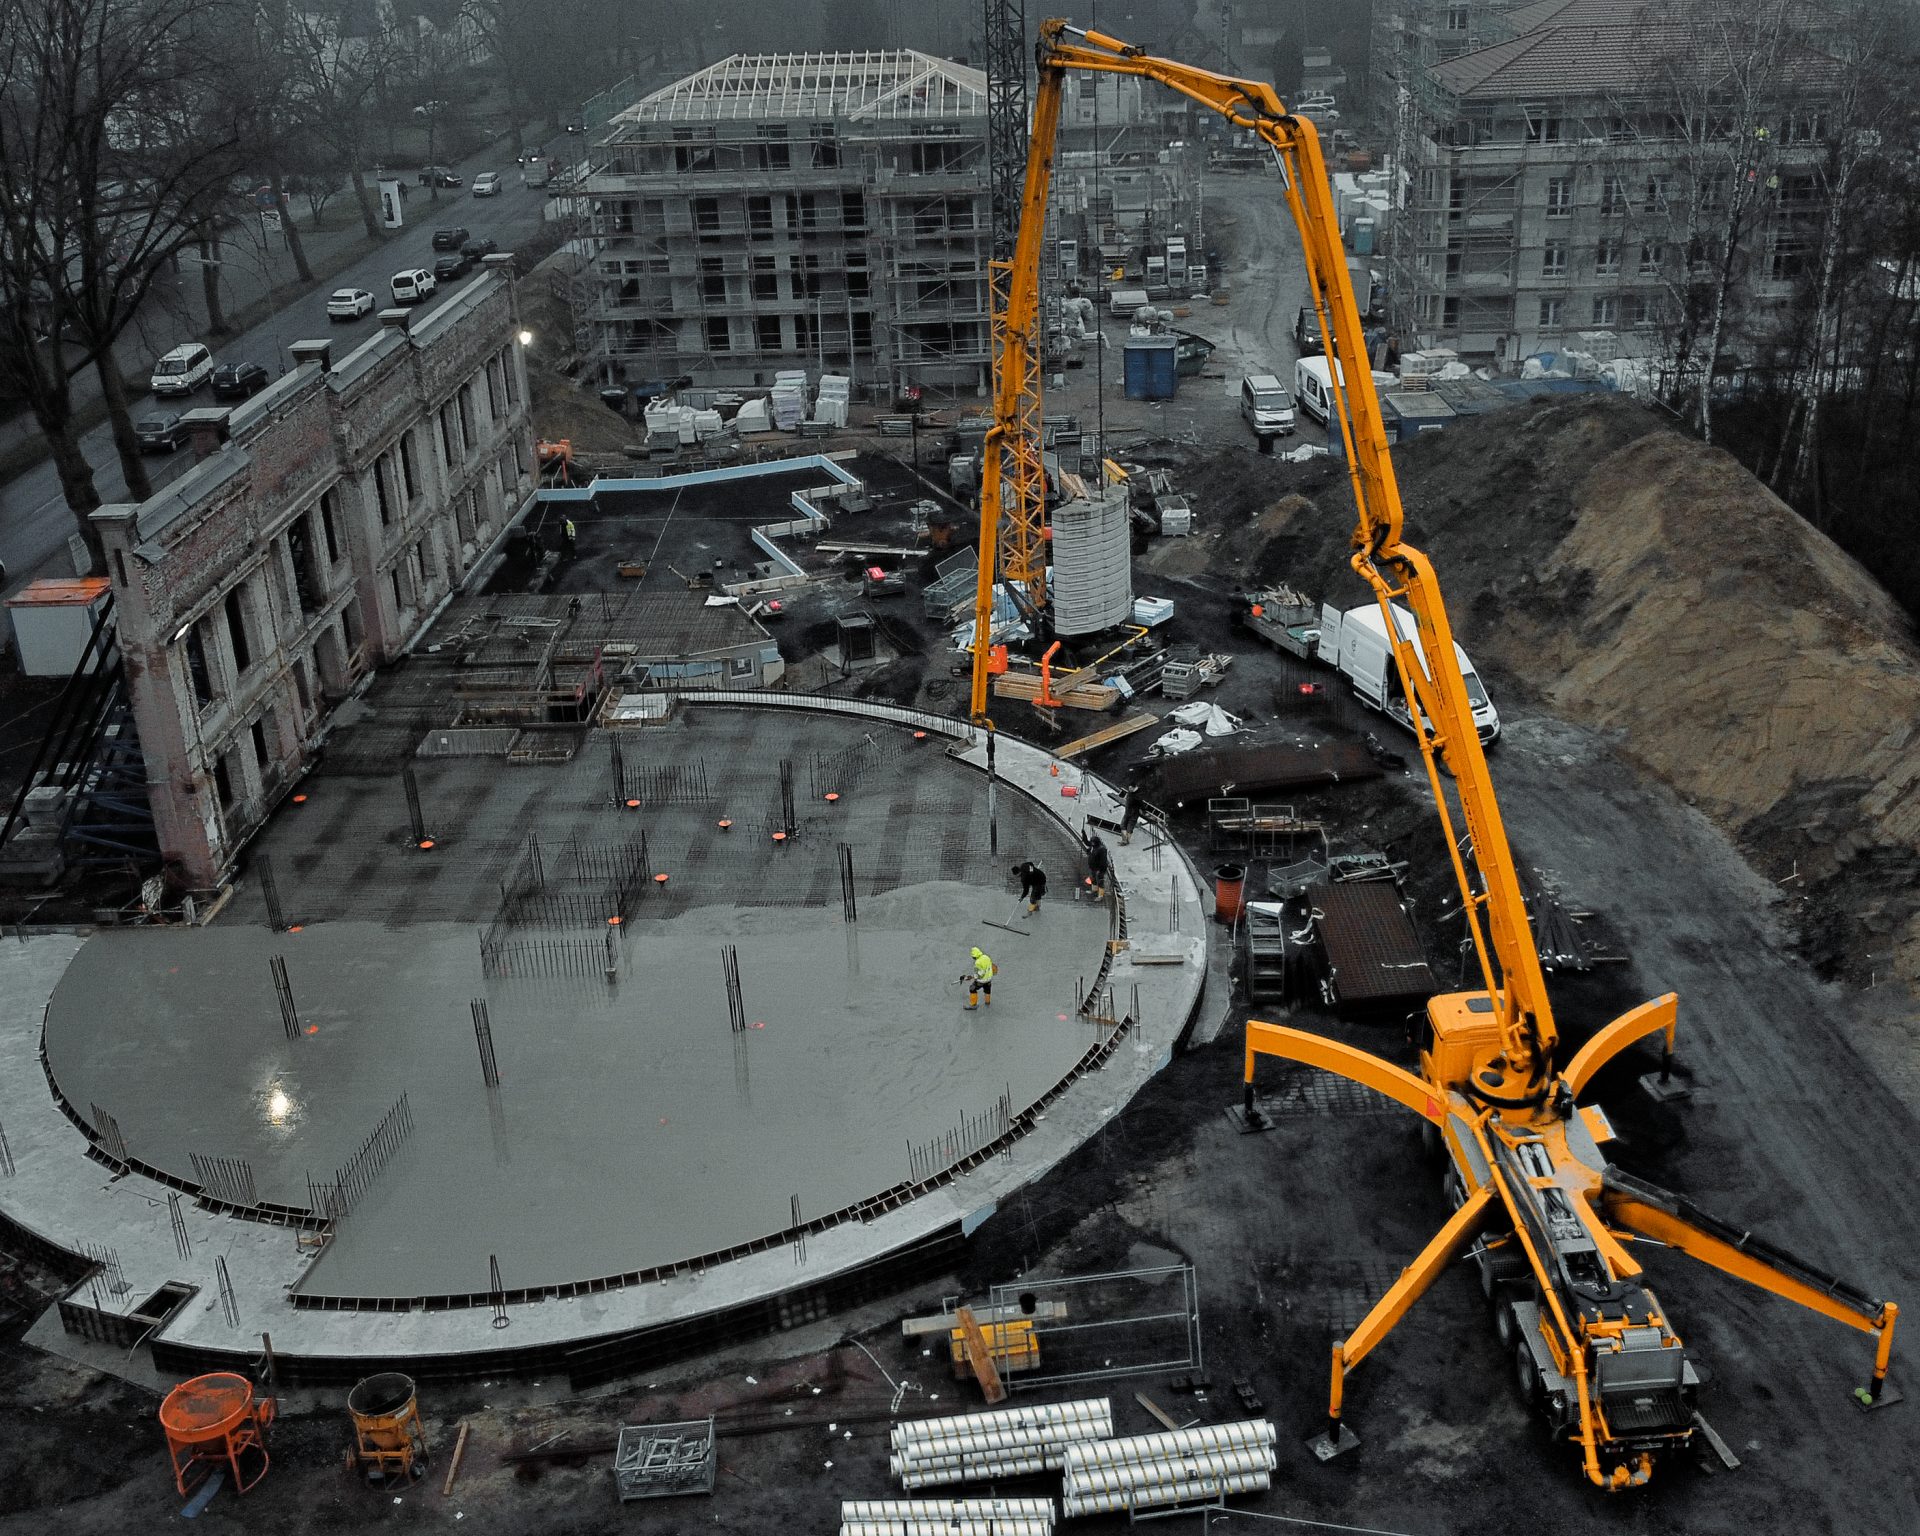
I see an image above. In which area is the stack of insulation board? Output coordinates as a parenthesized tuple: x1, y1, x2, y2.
(813, 374, 851, 427)
(1059, 1420, 1276, 1517)
(889, 1399, 1113, 1490)
(841, 1497, 1055, 1536)
(770, 386, 807, 431)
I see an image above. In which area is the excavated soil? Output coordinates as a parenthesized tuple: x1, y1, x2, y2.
(1170, 394, 1920, 987)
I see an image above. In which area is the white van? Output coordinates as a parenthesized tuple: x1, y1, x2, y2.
(1293, 355, 1397, 428)
(1319, 600, 1500, 745)
(390, 268, 438, 305)
(150, 342, 214, 397)
(1239, 373, 1296, 437)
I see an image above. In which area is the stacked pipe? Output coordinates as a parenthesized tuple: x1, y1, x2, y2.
(841, 1497, 1056, 1536)
(1058, 1420, 1277, 1517)
(889, 1399, 1113, 1490)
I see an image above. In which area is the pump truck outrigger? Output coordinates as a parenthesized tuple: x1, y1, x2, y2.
(964, 19, 1900, 1492)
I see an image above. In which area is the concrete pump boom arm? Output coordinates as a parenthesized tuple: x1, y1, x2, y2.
(1015, 21, 1560, 1087)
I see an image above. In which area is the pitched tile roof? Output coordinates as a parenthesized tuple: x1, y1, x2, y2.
(1434, 0, 1843, 100)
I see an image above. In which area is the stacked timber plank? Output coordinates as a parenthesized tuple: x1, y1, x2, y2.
(889, 1398, 1114, 1490)
(1059, 1420, 1277, 1517)
(992, 671, 1121, 712)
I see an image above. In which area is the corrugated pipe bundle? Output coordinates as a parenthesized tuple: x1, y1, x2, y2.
(1065, 1446, 1274, 1496)
(889, 1399, 1112, 1450)
(842, 1521, 1052, 1536)
(898, 1453, 1055, 1491)
(842, 1498, 1056, 1521)
(1062, 1471, 1273, 1518)
(889, 1399, 1113, 1489)
(1058, 1420, 1277, 1517)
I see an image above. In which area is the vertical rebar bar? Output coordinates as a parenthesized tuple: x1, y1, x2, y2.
(403, 763, 429, 843)
(471, 999, 500, 1087)
(722, 945, 745, 1033)
(610, 735, 627, 803)
(216, 1255, 239, 1327)
(791, 1194, 806, 1265)
(778, 758, 797, 836)
(839, 843, 857, 923)
(0, 1117, 13, 1178)
(490, 1254, 510, 1329)
(168, 1191, 192, 1259)
(271, 954, 299, 1041)
(258, 852, 286, 932)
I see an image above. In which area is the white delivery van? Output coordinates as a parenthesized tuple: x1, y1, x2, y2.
(150, 342, 214, 397)
(1294, 355, 1398, 428)
(390, 268, 437, 305)
(1319, 599, 1500, 745)
(1240, 373, 1296, 438)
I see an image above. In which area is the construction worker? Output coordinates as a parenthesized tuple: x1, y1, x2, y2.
(562, 516, 578, 555)
(1084, 831, 1111, 901)
(1118, 780, 1146, 845)
(1015, 861, 1048, 915)
(963, 946, 997, 1009)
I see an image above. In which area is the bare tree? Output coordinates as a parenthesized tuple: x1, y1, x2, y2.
(281, 7, 394, 240)
(0, 0, 102, 526)
(0, 0, 246, 555)
(1772, 10, 1893, 509)
(1608, 0, 1811, 442)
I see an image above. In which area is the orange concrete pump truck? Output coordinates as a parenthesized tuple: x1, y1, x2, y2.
(967, 19, 1900, 1490)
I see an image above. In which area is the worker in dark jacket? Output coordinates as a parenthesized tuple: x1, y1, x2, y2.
(1084, 831, 1111, 901)
(1016, 861, 1048, 915)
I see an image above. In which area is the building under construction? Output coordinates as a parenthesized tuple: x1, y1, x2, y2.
(577, 50, 995, 396)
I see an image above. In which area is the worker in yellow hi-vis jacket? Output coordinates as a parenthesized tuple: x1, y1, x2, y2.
(962, 946, 997, 1009)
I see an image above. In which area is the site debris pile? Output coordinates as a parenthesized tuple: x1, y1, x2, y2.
(1242, 393, 1920, 986)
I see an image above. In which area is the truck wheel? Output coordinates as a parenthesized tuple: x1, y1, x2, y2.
(1514, 1341, 1542, 1410)
(1494, 1298, 1518, 1349)
(1420, 1117, 1442, 1163)
(1442, 1170, 1465, 1211)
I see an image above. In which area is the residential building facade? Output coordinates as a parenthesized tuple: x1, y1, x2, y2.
(92, 264, 536, 890)
(578, 51, 993, 395)
(1374, 0, 1838, 368)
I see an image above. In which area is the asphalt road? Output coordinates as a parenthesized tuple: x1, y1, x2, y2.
(0, 170, 553, 594)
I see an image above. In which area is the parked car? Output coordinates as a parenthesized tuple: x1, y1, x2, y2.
(135, 412, 187, 453)
(149, 342, 214, 396)
(390, 268, 437, 305)
(1294, 305, 1325, 356)
(461, 236, 498, 261)
(430, 226, 470, 251)
(471, 171, 501, 197)
(433, 251, 472, 281)
(418, 165, 463, 188)
(326, 287, 376, 321)
(1297, 102, 1340, 125)
(210, 361, 270, 400)
(1297, 92, 1338, 111)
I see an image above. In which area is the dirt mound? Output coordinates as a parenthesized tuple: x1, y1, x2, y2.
(1238, 393, 1920, 985)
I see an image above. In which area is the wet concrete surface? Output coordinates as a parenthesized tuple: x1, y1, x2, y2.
(42, 711, 1120, 1302)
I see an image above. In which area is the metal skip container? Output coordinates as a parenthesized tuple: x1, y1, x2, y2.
(345, 1372, 429, 1483)
(1049, 489, 1134, 637)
